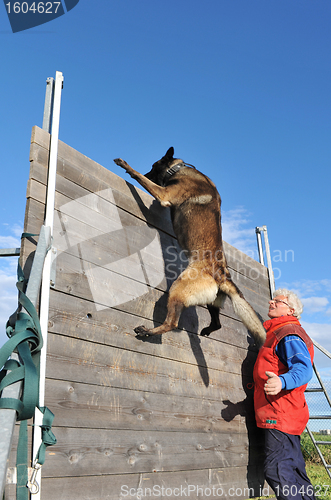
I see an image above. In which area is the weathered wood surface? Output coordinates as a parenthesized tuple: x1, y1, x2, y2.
(7, 126, 271, 500)
(44, 377, 256, 432)
(6, 466, 267, 500)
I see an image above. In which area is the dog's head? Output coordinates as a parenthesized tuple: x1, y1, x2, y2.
(145, 147, 182, 186)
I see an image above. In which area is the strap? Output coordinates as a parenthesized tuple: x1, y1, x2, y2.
(16, 420, 28, 500)
(0, 253, 56, 498)
(21, 232, 39, 239)
(36, 407, 57, 465)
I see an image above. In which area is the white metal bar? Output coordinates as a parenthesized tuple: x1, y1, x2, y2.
(255, 227, 265, 266)
(32, 71, 63, 500)
(256, 225, 275, 296)
(261, 225, 275, 296)
(312, 339, 331, 361)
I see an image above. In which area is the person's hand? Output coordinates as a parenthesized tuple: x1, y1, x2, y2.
(264, 371, 282, 395)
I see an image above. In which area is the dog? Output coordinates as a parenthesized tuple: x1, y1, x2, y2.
(114, 148, 266, 347)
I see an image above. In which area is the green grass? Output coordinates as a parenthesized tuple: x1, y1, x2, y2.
(302, 433, 331, 499)
(301, 432, 331, 464)
(306, 464, 331, 499)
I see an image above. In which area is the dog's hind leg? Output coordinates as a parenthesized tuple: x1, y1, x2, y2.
(135, 297, 184, 337)
(200, 291, 226, 336)
(200, 304, 221, 337)
(135, 267, 218, 338)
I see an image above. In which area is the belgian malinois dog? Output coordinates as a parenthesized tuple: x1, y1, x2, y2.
(114, 148, 266, 347)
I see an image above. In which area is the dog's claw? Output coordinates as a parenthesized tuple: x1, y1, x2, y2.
(134, 326, 151, 338)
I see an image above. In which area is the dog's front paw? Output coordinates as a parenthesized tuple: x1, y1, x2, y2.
(134, 325, 151, 338)
(114, 158, 131, 171)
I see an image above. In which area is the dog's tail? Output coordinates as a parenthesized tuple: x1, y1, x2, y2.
(219, 279, 266, 348)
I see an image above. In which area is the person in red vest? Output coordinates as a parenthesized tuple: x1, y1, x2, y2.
(253, 288, 316, 500)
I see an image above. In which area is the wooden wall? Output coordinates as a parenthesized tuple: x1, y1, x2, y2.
(7, 126, 271, 499)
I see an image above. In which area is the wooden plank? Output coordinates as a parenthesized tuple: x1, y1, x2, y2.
(29, 142, 175, 238)
(47, 289, 259, 370)
(49, 249, 267, 333)
(41, 427, 260, 477)
(46, 334, 252, 404)
(45, 378, 256, 433)
(31, 125, 50, 151)
(37, 467, 267, 500)
(224, 241, 269, 286)
(3, 423, 264, 498)
(45, 333, 249, 402)
(47, 262, 261, 350)
(48, 287, 259, 352)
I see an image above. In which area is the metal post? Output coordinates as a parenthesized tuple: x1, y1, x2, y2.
(255, 227, 265, 266)
(42, 77, 55, 134)
(0, 248, 20, 257)
(255, 225, 275, 297)
(262, 225, 275, 296)
(0, 226, 51, 499)
(32, 71, 63, 500)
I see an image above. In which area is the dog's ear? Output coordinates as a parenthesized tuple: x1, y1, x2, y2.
(165, 147, 174, 159)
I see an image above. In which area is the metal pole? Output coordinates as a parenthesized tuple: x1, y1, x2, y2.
(262, 225, 275, 296)
(255, 225, 275, 297)
(0, 226, 51, 499)
(255, 227, 265, 266)
(42, 77, 55, 134)
(32, 71, 63, 499)
(0, 248, 20, 257)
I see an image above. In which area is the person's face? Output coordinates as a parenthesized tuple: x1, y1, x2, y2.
(268, 295, 295, 318)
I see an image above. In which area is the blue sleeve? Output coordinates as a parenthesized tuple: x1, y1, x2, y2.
(275, 335, 313, 390)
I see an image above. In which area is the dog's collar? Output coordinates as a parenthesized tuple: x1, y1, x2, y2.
(164, 162, 195, 183)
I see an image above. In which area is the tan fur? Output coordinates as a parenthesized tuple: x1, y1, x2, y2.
(114, 149, 266, 347)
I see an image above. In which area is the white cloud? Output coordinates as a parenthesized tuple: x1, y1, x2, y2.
(279, 279, 331, 321)
(11, 224, 24, 238)
(301, 296, 329, 314)
(222, 207, 258, 258)
(301, 321, 331, 352)
(0, 235, 21, 248)
(287, 279, 331, 297)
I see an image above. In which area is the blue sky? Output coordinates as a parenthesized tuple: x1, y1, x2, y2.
(0, 1, 330, 377)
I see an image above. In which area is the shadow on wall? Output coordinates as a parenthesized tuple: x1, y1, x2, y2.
(222, 346, 265, 496)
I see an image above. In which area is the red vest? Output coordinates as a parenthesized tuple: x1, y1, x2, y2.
(253, 316, 314, 435)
